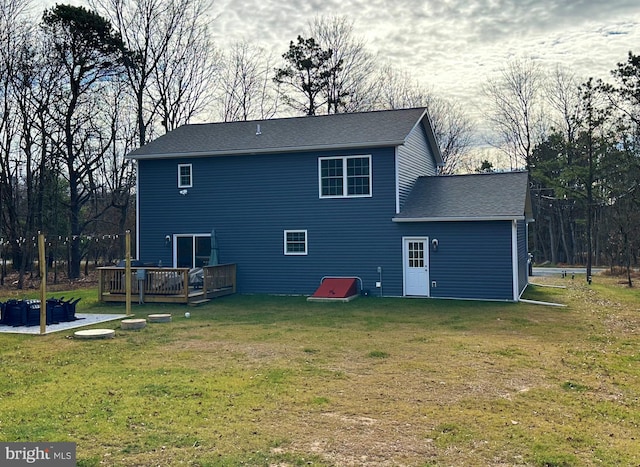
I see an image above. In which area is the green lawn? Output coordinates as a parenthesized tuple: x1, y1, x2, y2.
(0, 275, 638, 466)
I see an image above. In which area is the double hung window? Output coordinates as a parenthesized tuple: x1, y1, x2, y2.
(284, 230, 307, 255)
(319, 155, 371, 198)
(178, 163, 192, 188)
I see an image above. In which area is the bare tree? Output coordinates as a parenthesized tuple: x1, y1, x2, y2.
(545, 66, 582, 152)
(375, 64, 474, 174)
(217, 41, 279, 122)
(94, 0, 219, 143)
(424, 95, 475, 175)
(307, 15, 378, 113)
(149, 0, 220, 132)
(0, 0, 37, 286)
(536, 66, 584, 264)
(483, 58, 545, 170)
(76, 77, 136, 260)
(375, 64, 429, 109)
(92, 0, 172, 146)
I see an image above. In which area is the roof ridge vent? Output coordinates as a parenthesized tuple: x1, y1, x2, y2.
(256, 124, 262, 136)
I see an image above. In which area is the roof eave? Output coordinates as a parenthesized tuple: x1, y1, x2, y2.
(127, 140, 407, 160)
(392, 215, 525, 223)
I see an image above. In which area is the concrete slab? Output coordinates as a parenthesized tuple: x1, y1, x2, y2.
(0, 314, 127, 335)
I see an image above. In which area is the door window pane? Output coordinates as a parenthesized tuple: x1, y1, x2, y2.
(176, 236, 193, 268)
(408, 241, 424, 268)
(195, 236, 212, 267)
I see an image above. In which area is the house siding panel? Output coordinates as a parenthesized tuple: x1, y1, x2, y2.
(138, 147, 403, 295)
(398, 221, 515, 300)
(397, 122, 436, 211)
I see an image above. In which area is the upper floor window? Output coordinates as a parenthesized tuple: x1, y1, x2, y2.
(319, 155, 371, 198)
(178, 163, 192, 188)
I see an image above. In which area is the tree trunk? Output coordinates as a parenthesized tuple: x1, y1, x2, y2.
(548, 214, 557, 264)
(558, 205, 571, 263)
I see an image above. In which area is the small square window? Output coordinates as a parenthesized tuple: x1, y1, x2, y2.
(178, 164, 192, 188)
(284, 230, 307, 256)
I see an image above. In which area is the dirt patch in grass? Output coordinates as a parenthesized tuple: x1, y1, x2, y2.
(149, 317, 573, 465)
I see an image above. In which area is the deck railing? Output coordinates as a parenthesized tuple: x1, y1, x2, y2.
(203, 263, 237, 298)
(98, 264, 236, 304)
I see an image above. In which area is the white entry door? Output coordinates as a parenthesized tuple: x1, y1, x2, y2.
(404, 237, 430, 296)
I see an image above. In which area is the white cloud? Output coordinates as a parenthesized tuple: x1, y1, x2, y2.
(210, 0, 639, 100)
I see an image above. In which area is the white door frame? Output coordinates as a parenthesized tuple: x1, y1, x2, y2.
(402, 236, 430, 297)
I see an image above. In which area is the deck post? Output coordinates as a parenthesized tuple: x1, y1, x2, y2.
(98, 268, 104, 302)
(231, 264, 237, 293)
(125, 231, 132, 316)
(202, 268, 208, 297)
(184, 269, 189, 303)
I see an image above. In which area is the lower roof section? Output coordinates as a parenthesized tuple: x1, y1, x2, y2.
(393, 172, 533, 223)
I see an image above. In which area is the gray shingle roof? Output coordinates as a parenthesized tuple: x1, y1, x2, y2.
(128, 107, 442, 164)
(393, 172, 533, 222)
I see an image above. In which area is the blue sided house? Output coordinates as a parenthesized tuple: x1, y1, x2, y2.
(128, 107, 534, 301)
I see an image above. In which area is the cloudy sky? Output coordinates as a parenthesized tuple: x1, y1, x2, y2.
(210, 0, 640, 110)
(36, 0, 640, 107)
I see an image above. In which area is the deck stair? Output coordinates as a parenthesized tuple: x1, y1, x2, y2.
(188, 298, 211, 307)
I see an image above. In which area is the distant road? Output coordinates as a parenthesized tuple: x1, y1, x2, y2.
(532, 267, 607, 277)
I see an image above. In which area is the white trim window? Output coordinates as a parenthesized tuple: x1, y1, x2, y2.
(319, 155, 372, 198)
(178, 163, 192, 188)
(284, 230, 308, 256)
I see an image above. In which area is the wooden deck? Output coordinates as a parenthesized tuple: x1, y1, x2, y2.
(98, 264, 236, 305)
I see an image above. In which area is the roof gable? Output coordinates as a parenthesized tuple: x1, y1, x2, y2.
(128, 108, 442, 164)
(393, 171, 533, 222)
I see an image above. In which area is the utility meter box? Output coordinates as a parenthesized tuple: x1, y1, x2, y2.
(136, 268, 147, 281)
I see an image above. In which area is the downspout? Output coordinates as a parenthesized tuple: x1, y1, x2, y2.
(394, 146, 400, 214)
(135, 160, 140, 261)
(512, 220, 519, 302)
